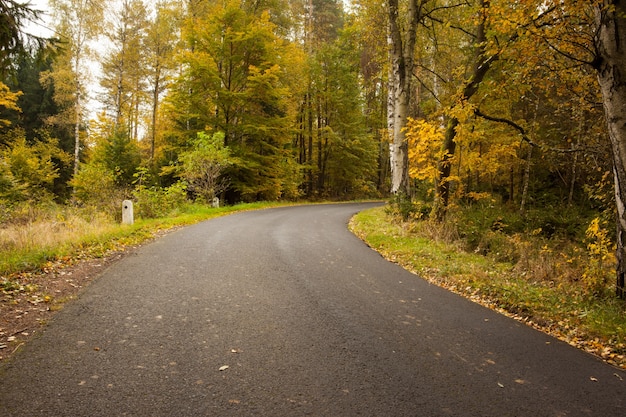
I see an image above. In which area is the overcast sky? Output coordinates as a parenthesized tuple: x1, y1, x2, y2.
(25, 0, 55, 38)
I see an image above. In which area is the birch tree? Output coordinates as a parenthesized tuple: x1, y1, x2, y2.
(386, 0, 422, 196)
(593, 1, 626, 298)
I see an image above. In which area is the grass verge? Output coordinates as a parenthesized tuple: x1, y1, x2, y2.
(350, 205, 626, 369)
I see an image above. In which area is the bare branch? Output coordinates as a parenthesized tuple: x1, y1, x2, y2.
(414, 74, 442, 104)
(474, 108, 599, 154)
(473, 108, 537, 147)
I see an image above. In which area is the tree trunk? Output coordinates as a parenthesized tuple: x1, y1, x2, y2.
(73, 81, 81, 178)
(520, 144, 532, 215)
(594, 1, 626, 299)
(73, 42, 83, 180)
(433, 117, 458, 220)
(387, 0, 419, 196)
(151, 73, 160, 162)
(568, 138, 579, 207)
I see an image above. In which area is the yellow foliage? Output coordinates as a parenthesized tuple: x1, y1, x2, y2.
(406, 118, 445, 182)
(466, 191, 492, 202)
(0, 82, 22, 127)
(583, 217, 616, 295)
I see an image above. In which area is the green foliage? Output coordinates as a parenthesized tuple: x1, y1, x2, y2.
(386, 193, 421, 221)
(102, 130, 142, 186)
(0, 1, 43, 76)
(168, 1, 304, 202)
(0, 129, 68, 203)
(133, 181, 188, 219)
(297, 20, 379, 199)
(179, 131, 231, 203)
(70, 161, 122, 216)
(0, 154, 23, 202)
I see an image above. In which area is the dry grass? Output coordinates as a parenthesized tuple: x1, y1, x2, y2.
(0, 212, 116, 253)
(0, 204, 122, 277)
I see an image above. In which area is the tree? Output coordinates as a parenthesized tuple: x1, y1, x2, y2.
(179, 131, 231, 203)
(593, 1, 626, 298)
(48, 0, 105, 179)
(144, 0, 180, 163)
(386, 0, 422, 196)
(0, 0, 43, 76)
(295, 0, 344, 197)
(307, 22, 378, 198)
(432, 0, 495, 220)
(168, 0, 303, 201)
(100, 0, 148, 138)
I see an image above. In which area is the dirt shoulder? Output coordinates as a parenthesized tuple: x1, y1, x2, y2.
(0, 251, 131, 362)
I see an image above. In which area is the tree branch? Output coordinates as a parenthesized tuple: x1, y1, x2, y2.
(474, 108, 537, 147)
(474, 108, 599, 154)
(414, 74, 442, 104)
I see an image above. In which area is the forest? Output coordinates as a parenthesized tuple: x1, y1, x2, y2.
(1, 0, 626, 301)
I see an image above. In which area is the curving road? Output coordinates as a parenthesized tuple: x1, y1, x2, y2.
(0, 203, 624, 416)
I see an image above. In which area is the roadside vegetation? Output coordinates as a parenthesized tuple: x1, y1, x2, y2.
(351, 202, 626, 370)
(0, 199, 288, 280)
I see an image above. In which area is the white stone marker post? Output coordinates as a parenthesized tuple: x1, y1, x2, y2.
(122, 200, 134, 225)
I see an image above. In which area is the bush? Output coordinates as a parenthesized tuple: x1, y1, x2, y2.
(133, 182, 188, 219)
(386, 193, 430, 221)
(70, 162, 125, 220)
(582, 218, 616, 296)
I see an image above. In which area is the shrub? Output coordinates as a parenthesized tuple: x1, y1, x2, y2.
(582, 218, 616, 296)
(133, 181, 188, 219)
(386, 193, 430, 221)
(70, 162, 125, 220)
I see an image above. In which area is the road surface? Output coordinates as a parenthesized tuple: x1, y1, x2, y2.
(0, 203, 624, 416)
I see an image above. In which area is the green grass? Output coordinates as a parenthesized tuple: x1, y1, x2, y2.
(350, 205, 626, 368)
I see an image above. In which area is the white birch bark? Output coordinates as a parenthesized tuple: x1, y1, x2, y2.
(387, 0, 420, 195)
(594, 1, 626, 298)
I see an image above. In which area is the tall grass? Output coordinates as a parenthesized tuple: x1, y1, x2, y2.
(1, 205, 119, 275)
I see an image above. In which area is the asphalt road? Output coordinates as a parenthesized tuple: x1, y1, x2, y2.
(0, 203, 624, 416)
